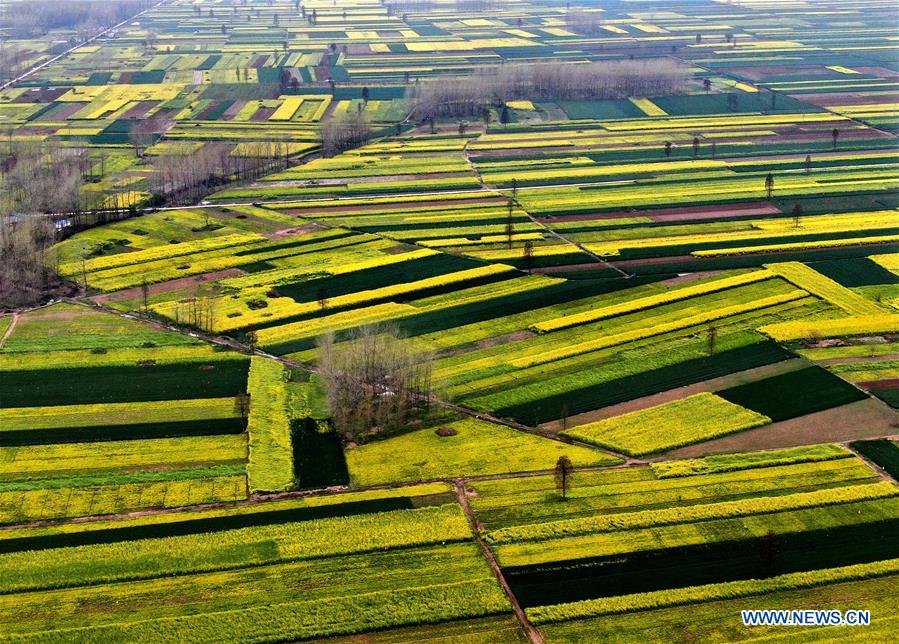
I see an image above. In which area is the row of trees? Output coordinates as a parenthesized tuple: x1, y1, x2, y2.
(320, 112, 372, 157)
(149, 140, 294, 205)
(408, 59, 690, 120)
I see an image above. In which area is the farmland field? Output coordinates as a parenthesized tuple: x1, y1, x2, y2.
(0, 0, 897, 641)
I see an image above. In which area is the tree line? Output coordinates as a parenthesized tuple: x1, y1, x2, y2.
(148, 140, 294, 206)
(408, 59, 690, 120)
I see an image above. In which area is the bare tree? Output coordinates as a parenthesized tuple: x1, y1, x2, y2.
(234, 393, 251, 428)
(129, 128, 157, 159)
(764, 173, 774, 201)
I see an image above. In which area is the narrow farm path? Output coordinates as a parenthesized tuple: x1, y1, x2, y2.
(514, 199, 631, 278)
(454, 480, 545, 644)
(0, 313, 18, 350)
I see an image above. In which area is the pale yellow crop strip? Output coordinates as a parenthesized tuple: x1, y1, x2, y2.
(246, 357, 294, 493)
(59, 233, 263, 276)
(256, 303, 418, 348)
(420, 232, 545, 248)
(599, 112, 844, 132)
(561, 392, 771, 456)
(328, 248, 438, 274)
(511, 290, 808, 368)
(692, 234, 899, 257)
(531, 270, 775, 333)
(759, 315, 899, 342)
(869, 253, 899, 273)
(629, 97, 668, 116)
(766, 262, 887, 316)
(587, 209, 897, 256)
(0, 398, 237, 430)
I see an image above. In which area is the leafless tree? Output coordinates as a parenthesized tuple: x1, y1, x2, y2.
(564, 9, 605, 36)
(505, 199, 515, 249)
(0, 216, 58, 310)
(129, 128, 157, 159)
(792, 203, 803, 229)
(3, 0, 150, 39)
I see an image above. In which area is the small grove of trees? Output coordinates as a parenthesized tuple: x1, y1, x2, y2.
(1, 139, 90, 215)
(408, 59, 690, 120)
(317, 325, 433, 443)
(0, 216, 59, 310)
(320, 111, 372, 157)
(1, 137, 141, 219)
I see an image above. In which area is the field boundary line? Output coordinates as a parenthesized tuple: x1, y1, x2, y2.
(0, 313, 18, 349)
(454, 480, 545, 644)
(845, 438, 899, 484)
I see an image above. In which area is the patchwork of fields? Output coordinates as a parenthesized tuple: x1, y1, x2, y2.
(1, 0, 898, 640)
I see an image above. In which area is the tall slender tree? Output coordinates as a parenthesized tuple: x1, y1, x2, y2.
(555, 456, 574, 501)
